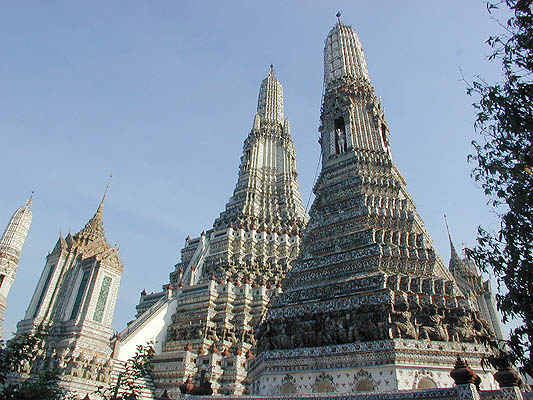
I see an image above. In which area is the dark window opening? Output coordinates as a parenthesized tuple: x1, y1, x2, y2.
(244, 150, 252, 171)
(33, 265, 55, 318)
(0, 274, 4, 288)
(70, 270, 90, 320)
(334, 117, 347, 154)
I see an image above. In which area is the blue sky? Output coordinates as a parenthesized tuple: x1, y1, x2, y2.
(0, 1, 512, 337)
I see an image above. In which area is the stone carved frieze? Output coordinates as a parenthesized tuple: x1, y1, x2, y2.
(261, 289, 489, 353)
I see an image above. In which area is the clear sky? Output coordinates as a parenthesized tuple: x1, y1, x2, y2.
(0, 1, 512, 338)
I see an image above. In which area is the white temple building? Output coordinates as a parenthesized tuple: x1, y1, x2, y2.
(17, 181, 123, 396)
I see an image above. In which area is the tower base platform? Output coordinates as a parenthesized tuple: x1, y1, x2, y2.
(249, 339, 499, 395)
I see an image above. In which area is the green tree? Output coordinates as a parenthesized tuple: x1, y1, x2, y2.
(96, 342, 154, 400)
(465, 0, 533, 378)
(0, 328, 68, 400)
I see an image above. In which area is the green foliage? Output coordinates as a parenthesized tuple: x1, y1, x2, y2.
(465, 0, 533, 377)
(0, 328, 68, 400)
(96, 342, 155, 400)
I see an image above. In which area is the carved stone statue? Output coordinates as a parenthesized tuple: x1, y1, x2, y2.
(335, 312, 349, 344)
(334, 128, 347, 154)
(447, 307, 475, 343)
(348, 310, 363, 342)
(391, 297, 418, 339)
(418, 304, 448, 341)
(472, 311, 491, 340)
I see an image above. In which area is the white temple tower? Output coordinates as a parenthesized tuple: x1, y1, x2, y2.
(250, 18, 499, 395)
(0, 195, 33, 337)
(17, 180, 123, 397)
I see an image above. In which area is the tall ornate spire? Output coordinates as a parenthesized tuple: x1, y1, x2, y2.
(0, 195, 33, 337)
(320, 20, 390, 159)
(214, 68, 306, 233)
(324, 20, 370, 90)
(256, 64, 285, 125)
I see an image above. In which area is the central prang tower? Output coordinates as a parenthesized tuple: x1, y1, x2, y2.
(250, 19, 498, 395)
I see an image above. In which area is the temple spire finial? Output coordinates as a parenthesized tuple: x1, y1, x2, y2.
(256, 66, 284, 124)
(324, 14, 370, 90)
(26, 191, 34, 207)
(74, 175, 112, 242)
(97, 174, 112, 215)
(336, 10, 342, 24)
(444, 214, 462, 266)
(444, 214, 454, 249)
(444, 214, 451, 240)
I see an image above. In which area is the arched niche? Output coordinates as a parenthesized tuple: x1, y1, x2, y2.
(356, 379, 375, 392)
(280, 382, 297, 394)
(316, 380, 335, 393)
(417, 377, 437, 389)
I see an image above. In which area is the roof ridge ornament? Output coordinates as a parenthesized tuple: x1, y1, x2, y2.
(269, 64, 274, 76)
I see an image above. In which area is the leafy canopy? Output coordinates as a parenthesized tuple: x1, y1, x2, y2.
(466, 0, 533, 377)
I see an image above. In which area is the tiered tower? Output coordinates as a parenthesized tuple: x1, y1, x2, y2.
(115, 67, 308, 398)
(445, 223, 504, 340)
(17, 181, 123, 396)
(170, 65, 307, 287)
(250, 19, 498, 395)
(0, 195, 32, 337)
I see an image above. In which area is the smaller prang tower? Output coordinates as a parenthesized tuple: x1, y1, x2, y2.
(250, 17, 499, 395)
(0, 195, 33, 337)
(17, 180, 123, 397)
(445, 221, 504, 340)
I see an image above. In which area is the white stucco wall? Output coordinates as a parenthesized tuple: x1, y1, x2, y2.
(117, 298, 176, 361)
